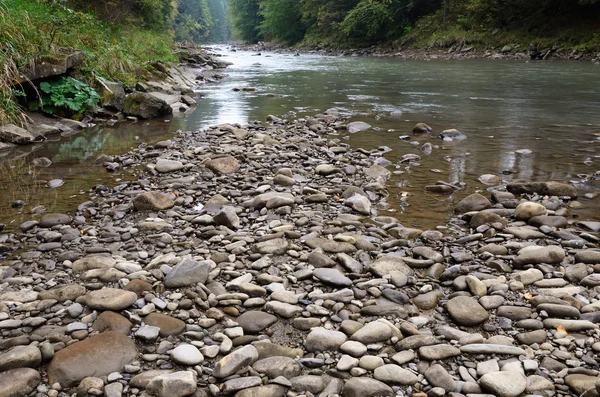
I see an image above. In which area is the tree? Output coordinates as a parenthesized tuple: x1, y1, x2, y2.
(229, 0, 263, 43)
(207, 0, 231, 42)
(259, 0, 305, 44)
(175, 0, 214, 42)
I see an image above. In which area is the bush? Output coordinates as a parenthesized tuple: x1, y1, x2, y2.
(30, 77, 100, 119)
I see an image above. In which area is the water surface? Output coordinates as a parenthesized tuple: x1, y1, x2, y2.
(1, 48, 599, 230)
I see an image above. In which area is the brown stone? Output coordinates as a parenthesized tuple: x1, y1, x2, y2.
(92, 311, 133, 335)
(144, 313, 185, 336)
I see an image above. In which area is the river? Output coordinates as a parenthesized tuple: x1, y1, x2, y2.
(1, 47, 599, 230)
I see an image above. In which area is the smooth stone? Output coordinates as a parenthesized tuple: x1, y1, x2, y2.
(85, 288, 137, 311)
(164, 259, 212, 288)
(373, 364, 418, 385)
(146, 371, 197, 397)
(305, 327, 347, 352)
(0, 345, 42, 372)
(213, 345, 259, 378)
(342, 377, 393, 397)
(479, 371, 527, 397)
(351, 322, 392, 344)
(252, 356, 301, 379)
(542, 318, 598, 331)
(133, 191, 174, 211)
(565, 374, 598, 396)
(171, 344, 204, 366)
(424, 364, 457, 392)
(515, 202, 546, 220)
(418, 344, 461, 360)
(460, 344, 526, 355)
(455, 193, 492, 213)
(47, 331, 136, 387)
(205, 156, 240, 174)
(313, 268, 353, 287)
(236, 311, 278, 333)
(513, 245, 565, 266)
(446, 296, 489, 326)
(0, 368, 41, 397)
(144, 313, 186, 336)
(369, 255, 413, 277)
(155, 159, 185, 173)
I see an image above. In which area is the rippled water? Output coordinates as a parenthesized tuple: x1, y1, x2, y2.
(1, 48, 599, 229)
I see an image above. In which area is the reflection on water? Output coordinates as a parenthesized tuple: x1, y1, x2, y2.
(1, 48, 599, 229)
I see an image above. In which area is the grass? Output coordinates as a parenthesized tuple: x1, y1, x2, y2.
(0, 0, 178, 126)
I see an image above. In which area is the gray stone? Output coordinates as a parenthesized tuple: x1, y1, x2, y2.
(252, 356, 301, 379)
(155, 159, 185, 173)
(205, 156, 240, 174)
(133, 192, 174, 211)
(479, 371, 527, 397)
(515, 201, 546, 220)
(424, 364, 457, 392)
(0, 368, 41, 397)
(455, 193, 491, 213)
(343, 377, 393, 397)
(124, 92, 172, 119)
(418, 344, 461, 360)
(351, 322, 392, 344)
(507, 181, 577, 199)
(369, 256, 413, 277)
(171, 344, 204, 366)
(213, 345, 259, 378)
(347, 121, 371, 133)
(0, 345, 42, 372)
(446, 296, 489, 326)
(146, 371, 197, 397)
(373, 364, 418, 385)
(313, 268, 352, 287)
(164, 259, 212, 288)
(214, 206, 240, 229)
(85, 288, 137, 311)
(513, 245, 565, 267)
(305, 327, 347, 352)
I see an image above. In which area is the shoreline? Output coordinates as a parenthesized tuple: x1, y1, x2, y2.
(0, 111, 599, 396)
(233, 42, 600, 63)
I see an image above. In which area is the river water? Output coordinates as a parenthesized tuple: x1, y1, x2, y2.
(1, 48, 599, 230)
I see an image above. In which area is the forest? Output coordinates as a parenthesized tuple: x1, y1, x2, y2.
(229, 0, 600, 50)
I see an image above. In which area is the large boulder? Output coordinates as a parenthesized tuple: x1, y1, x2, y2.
(98, 80, 126, 111)
(47, 331, 137, 387)
(124, 92, 172, 119)
(0, 124, 44, 144)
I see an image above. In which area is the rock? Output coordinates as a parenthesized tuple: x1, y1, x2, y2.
(412, 123, 432, 134)
(171, 344, 204, 366)
(305, 327, 347, 352)
(479, 371, 527, 397)
(440, 129, 467, 140)
(418, 344, 461, 360)
(72, 254, 115, 272)
(542, 318, 598, 331)
(39, 213, 71, 228)
(507, 181, 577, 198)
(528, 215, 568, 228)
(252, 356, 301, 379)
(512, 268, 543, 285)
(213, 345, 259, 378)
(515, 201, 546, 220)
(347, 121, 371, 133)
(144, 313, 185, 336)
(47, 331, 136, 387)
(214, 207, 240, 229)
(39, 284, 86, 302)
(460, 344, 526, 355)
(0, 124, 43, 144)
(369, 255, 412, 277)
(344, 194, 371, 215)
(470, 212, 507, 228)
(455, 193, 492, 213)
(254, 238, 288, 255)
(164, 259, 212, 288)
(364, 164, 391, 180)
(133, 192, 174, 211)
(513, 245, 565, 267)
(424, 364, 456, 392)
(313, 268, 353, 287)
(205, 156, 240, 174)
(85, 288, 137, 311)
(0, 368, 41, 397)
(146, 371, 197, 397)
(234, 385, 286, 397)
(575, 250, 600, 264)
(446, 296, 489, 326)
(373, 364, 418, 385)
(92, 311, 133, 334)
(289, 375, 324, 394)
(0, 345, 42, 372)
(479, 174, 500, 185)
(124, 92, 172, 119)
(351, 322, 392, 344)
(236, 311, 278, 333)
(304, 238, 356, 254)
(155, 159, 185, 173)
(98, 80, 126, 111)
(343, 377, 393, 397)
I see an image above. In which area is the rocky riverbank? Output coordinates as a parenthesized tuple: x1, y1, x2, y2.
(234, 42, 600, 63)
(0, 47, 230, 157)
(1, 112, 600, 397)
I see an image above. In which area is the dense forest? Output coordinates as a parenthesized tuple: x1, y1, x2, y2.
(229, 0, 600, 50)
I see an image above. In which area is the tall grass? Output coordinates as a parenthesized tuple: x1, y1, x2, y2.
(0, 0, 177, 126)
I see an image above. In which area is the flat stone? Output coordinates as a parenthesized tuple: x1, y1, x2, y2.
(456, 193, 492, 213)
(155, 159, 185, 173)
(369, 255, 413, 277)
(424, 364, 457, 392)
(146, 371, 197, 397)
(479, 371, 527, 397)
(85, 288, 137, 311)
(144, 313, 185, 336)
(305, 327, 347, 352)
(252, 356, 301, 379)
(39, 284, 86, 302)
(543, 318, 598, 331)
(39, 213, 71, 228)
(0, 368, 41, 397)
(236, 311, 278, 333)
(507, 181, 577, 199)
(313, 268, 352, 287)
(0, 345, 42, 372)
(418, 344, 461, 360)
(164, 259, 212, 288)
(351, 322, 392, 344)
(47, 331, 136, 387)
(342, 377, 393, 397)
(373, 364, 418, 385)
(72, 254, 116, 272)
(213, 345, 259, 378)
(234, 385, 286, 397)
(289, 375, 324, 394)
(513, 245, 565, 266)
(446, 296, 489, 326)
(133, 192, 174, 211)
(565, 374, 598, 396)
(460, 344, 526, 355)
(304, 238, 356, 254)
(92, 311, 133, 334)
(205, 156, 240, 174)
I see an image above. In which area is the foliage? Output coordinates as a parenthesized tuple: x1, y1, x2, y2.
(30, 77, 99, 118)
(259, 0, 305, 44)
(175, 0, 214, 42)
(207, 0, 231, 42)
(228, 0, 263, 43)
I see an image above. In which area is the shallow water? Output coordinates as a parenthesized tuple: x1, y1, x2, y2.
(1, 48, 599, 230)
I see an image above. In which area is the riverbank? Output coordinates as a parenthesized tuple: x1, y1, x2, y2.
(1, 111, 600, 396)
(234, 41, 600, 63)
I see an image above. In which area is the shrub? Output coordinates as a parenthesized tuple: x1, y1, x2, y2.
(30, 77, 100, 119)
